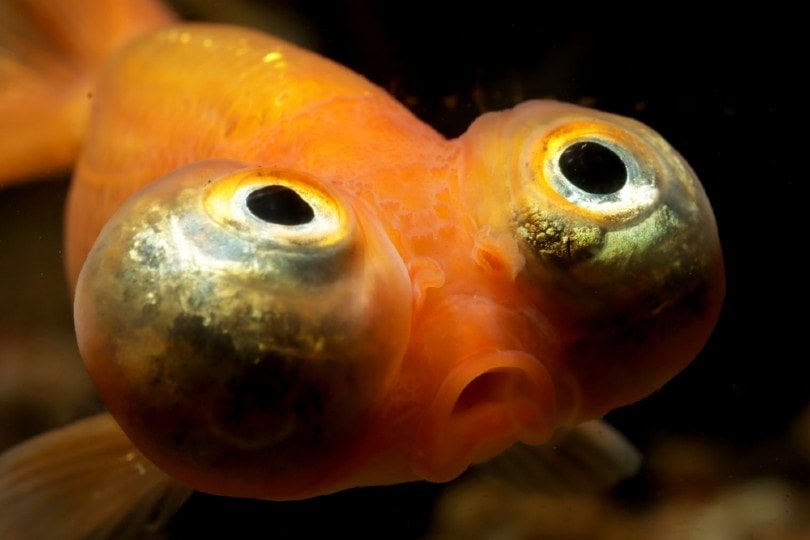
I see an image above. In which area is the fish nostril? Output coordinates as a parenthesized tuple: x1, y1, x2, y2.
(246, 184, 315, 225)
(558, 141, 627, 195)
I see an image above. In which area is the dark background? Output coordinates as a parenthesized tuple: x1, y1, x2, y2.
(0, 1, 800, 538)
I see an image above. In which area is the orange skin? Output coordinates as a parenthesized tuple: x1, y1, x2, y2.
(3, 2, 724, 501)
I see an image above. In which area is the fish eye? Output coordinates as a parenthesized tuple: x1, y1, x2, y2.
(491, 106, 721, 324)
(202, 166, 348, 250)
(74, 160, 412, 496)
(532, 123, 659, 224)
(506, 121, 666, 266)
(245, 184, 315, 225)
(557, 140, 627, 195)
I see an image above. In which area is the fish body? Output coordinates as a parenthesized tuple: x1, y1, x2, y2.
(0, 0, 724, 535)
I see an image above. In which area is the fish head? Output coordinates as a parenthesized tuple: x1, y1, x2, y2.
(73, 100, 723, 501)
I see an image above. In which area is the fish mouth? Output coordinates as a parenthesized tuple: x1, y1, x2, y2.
(410, 349, 557, 482)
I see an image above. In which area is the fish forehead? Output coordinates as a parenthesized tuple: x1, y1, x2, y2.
(67, 22, 470, 283)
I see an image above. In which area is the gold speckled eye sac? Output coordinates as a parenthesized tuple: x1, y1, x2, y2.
(74, 159, 412, 498)
(524, 120, 660, 225)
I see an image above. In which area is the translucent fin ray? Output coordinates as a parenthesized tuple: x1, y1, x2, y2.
(0, 413, 193, 540)
(476, 419, 641, 494)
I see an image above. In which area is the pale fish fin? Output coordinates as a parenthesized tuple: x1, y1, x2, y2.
(0, 0, 175, 185)
(476, 419, 642, 494)
(0, 412, 193, 540)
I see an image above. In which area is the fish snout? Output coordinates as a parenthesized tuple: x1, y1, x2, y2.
(407, 295, 561, 482)
(73, 160, 412, 498)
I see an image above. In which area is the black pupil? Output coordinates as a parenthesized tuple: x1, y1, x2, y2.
(558, 141, 627, 195)
(246, 185, 315, 225)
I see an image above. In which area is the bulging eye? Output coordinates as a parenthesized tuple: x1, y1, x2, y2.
(504, 114, 712, 272)
(461, 98, 721, 327)
(202, 164, 349, 252)
(74, 159, 412, 498)
(526, 121, 660, 226)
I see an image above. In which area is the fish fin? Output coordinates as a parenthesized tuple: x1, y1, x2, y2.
(475, 420, 641, 495)
(0, 412, 193, 540)
(0, 0, 175, 185)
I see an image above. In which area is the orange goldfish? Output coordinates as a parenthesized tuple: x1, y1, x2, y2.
(0, 0, 724, 537)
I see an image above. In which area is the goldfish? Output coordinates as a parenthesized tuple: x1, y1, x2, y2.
(0, 0, 724, 537)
